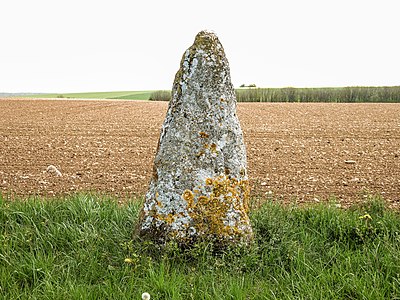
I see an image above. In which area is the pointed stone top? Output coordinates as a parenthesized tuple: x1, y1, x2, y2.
(191, 30, 223, 52)
(194, 30, 217, 42)
(172, 30, 232, 101)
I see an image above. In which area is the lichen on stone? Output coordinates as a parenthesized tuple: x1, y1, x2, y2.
(183, 175, 252, 242)
(137, 30, 253, 246)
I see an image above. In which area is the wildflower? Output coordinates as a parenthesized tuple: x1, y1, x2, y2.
(359, 213, 372, 220)
(124, 258, 133, 264)
(142, 292, 151, 300)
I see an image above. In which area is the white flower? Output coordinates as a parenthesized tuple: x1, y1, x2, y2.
(142, 292, 151, 300)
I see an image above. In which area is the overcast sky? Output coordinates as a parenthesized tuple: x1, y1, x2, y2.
(1, 0, 399, 93)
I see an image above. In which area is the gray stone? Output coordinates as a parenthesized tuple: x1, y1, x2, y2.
(46, 165, 62, 177)
(137, 30, 253, 245)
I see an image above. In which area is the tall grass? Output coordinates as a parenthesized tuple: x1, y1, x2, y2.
(19, 86, 400, 102)
(1, 194, 400, 299)
(147, 86, 400, 103)
(236, 86, 400, 103)
(149, 90, 171, 101)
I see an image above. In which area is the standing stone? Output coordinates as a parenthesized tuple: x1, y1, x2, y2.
(137, 30, 253, 246)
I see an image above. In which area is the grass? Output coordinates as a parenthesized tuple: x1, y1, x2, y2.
(1, 194, 400, 299)
(236, 86, 400, 103)
(18, 86, 400, 102)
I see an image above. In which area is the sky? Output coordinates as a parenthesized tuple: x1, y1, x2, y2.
(1, 0, 399, 93)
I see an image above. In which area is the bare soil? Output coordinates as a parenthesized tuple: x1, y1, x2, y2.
(1, 99, 399, 208)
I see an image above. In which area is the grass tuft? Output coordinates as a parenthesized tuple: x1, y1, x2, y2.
(1, 195, 399, 299)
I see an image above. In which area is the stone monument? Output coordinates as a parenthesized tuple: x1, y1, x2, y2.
(137, 30, 253, 246)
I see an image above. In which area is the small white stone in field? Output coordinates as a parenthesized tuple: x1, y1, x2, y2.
(46, 165, 62, 177)
(261, 182, 267, 186)
(344, 160, 356, 164)
(142, 292, 150, 300)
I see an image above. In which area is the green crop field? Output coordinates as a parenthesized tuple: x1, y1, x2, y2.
(23, 91, 153, 100)
(16, 86, 400, 102)
(1, 194, 399, 299)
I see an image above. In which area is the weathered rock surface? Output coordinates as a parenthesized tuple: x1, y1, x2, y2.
(137, 30, 253, 245)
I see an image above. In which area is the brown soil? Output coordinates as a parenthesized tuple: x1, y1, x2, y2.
(1, 99, 399, 208)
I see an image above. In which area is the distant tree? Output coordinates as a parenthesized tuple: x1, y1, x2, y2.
(240, 84, 246, 88)
(248, 84, 257, 88)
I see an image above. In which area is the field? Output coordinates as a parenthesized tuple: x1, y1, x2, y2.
(17, 86, 400, 103)
(21, 91, 153, 100)
(0, 99, 399, 208)
(1, 98, 400, 299)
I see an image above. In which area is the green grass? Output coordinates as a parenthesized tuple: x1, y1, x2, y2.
(1, 194, 400, 299)
(19, 86, 400, 102)
(23, 91, 153, 100)
(236, 86, 400, 103)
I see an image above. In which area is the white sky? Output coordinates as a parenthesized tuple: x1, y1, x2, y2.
(1, 0, 399, 93)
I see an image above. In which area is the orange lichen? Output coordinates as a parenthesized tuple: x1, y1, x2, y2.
(199, 131, 209, 138)
(183, 189, 195, 209)
(183, 175, 252, 242)
(197, 195, 209, 205)
(157, 213, 176, 225)
(183, 189, 194, 201)
(196, 150, 205, 158)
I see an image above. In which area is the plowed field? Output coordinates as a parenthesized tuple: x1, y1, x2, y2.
(1, 99, 399, 208)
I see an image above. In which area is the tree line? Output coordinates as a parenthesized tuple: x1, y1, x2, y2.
(149, 86, 400, 103)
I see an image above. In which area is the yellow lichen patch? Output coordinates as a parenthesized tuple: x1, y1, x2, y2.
(183, 189, 195, 209)
(199, 131, 209, 138)
(205, 178, 213, 185)
(183, 189, 194, 201)
(239, 180, 251, 213)
(210, 143, 217, 153)
(197, 195, 209, 205)
(196, 150, 205, 158)
(183, 175, 252, 242)
(157, 213, 176, 225)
